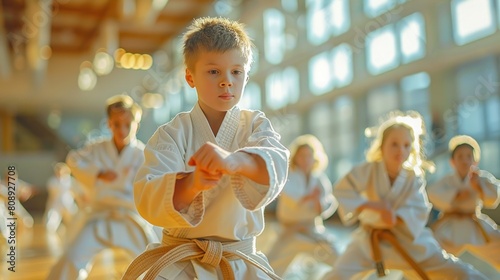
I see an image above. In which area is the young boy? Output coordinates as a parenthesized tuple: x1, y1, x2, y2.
(122, 17, 289, 279)
(428, 135, 500, 254)
(47, 95, 159, 279)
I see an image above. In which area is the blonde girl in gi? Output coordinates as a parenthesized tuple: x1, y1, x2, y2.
(267, 134, 338, 277)
(323, 111, 487, 280)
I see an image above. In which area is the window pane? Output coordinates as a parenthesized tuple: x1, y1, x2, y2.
(307, 0, 330, 45)
(264, 9, 286, 64)
(283, 67, 300, 105)
(309, 51, 334, 95)
(401, 72, 431, 125)
(264, 68, 300, 110)
(486, 95, 500, 136)
(452, 0, 496, 45)
(367, 85, 398, 125)
(399, 13, 426, 63)
(332, 96, 355, 156)
(364, 0, 396, 18)
(332, 44, 353, 87)
(479, 141, 500, 174)
(240, 82, 261, 110)
(458, 107, 485, 138)
(329, 0, 350, 36)
(366, 25, 398, 75)
(265, 71, 287, 110)
(282, 0, 297, 12)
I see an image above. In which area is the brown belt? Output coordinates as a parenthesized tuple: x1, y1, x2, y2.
(433, 212, 490, 243)
(368, 228, 430, 280)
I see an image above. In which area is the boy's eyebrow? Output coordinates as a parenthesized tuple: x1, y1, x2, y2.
(203, 62, 245, 68)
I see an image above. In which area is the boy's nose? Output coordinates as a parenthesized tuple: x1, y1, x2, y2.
(219, 80, 233, 87)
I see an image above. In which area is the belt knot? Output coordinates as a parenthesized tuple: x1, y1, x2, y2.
(194, 239, 223, 267)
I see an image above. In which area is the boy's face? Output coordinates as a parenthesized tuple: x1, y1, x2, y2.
(450, 145, 476, 178)
(185, 49, 249, 115)
(381, 127, 412, 170)
(108, 109, 138, 146)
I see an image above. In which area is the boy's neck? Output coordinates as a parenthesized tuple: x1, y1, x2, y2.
(198, 102, 227, 136)
(113, 138, 130, 154)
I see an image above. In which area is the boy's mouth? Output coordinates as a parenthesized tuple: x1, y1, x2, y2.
(219, 94, 234, 100)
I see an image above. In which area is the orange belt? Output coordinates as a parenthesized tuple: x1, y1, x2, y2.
(121, 231, 281, 280)
(433, 212, 490, 243)
(369, 228, 430, 280)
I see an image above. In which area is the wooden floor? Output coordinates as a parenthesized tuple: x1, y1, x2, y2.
(4, 213, 498, 280)
(0, 213, 353, 280)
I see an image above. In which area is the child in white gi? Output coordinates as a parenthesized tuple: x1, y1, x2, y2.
(122, 17, 289, 280)
(44, 162, 84, 233)
(428, 135, 500, 254)
(267, 134, 338, 277)
(323, 111, 487, 280)
(47, 95, 158, 279)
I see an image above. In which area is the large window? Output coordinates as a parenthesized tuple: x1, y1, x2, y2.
(401, 72, 431, 125)
(455, 57, 499, 138)
(240, 82, 261, 110)
(265, 67, 300, 110)
(332, 44, 353, 87)
(263, 9, 286, 64)
(451, 0, 496, 45)
(364, 0, 406, 18)
(309, 45, 353, 95)
(329, 0, 350, 36)
(398, 13, 426, 64)
(367, 13, 426, 74)
(366, 25, 399, 74)
(307, 0, 330, 45)
(366, 84, 399, 126)
(281, 0, 297, 12)
(307, 0, 350, 45)
(309, 51, 334, 94)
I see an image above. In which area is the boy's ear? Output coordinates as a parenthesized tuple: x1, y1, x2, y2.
(449, 158, 455, 168)
(185, 68, 195, 88)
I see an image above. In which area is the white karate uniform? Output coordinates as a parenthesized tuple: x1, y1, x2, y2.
(0, 177, 34, 230)
(427, 171, 500, 248)
(323, 161, 487, 280)
(132, 104, 289, 279)
(47, 139, 159, 280)
(43, 174, 82, 232)
(267, 169, 338, 276)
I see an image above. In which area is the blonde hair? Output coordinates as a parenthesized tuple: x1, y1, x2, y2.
(105, 95, 142, 123)
(182, 17, 254, 71)
(365, 110, 434, 175)
(289, 134, 329, 174)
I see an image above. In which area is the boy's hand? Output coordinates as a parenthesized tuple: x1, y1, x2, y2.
(188, 142, 239, 175)
(97, 170, 118, 182)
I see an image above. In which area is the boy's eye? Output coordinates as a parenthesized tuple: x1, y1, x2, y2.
(208, 70, 219, 74)
(233, 70, 243, 75)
